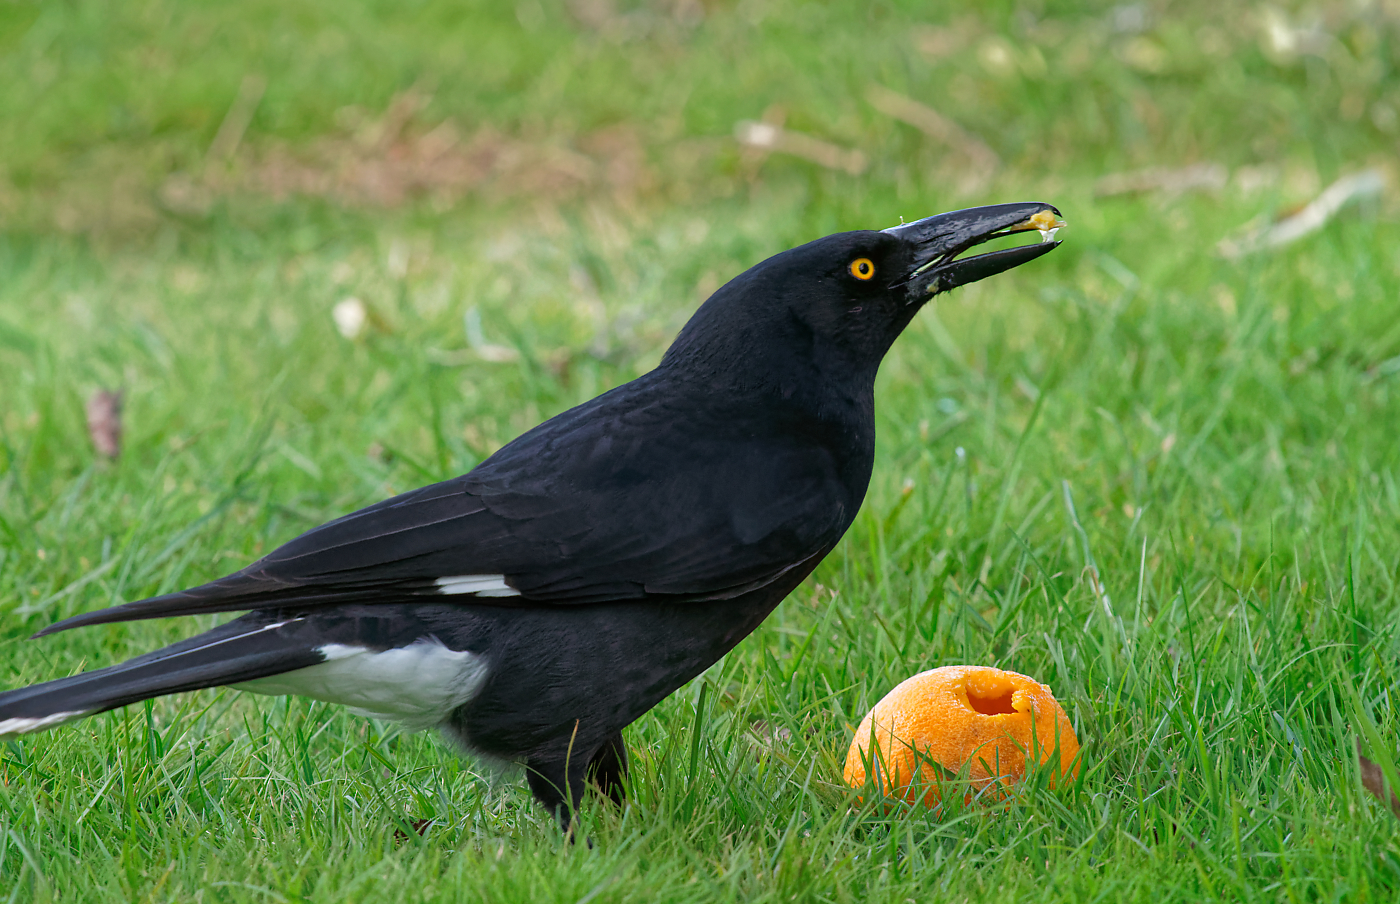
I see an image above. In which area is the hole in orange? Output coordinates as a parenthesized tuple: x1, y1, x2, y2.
(966, 688, 1018, 716)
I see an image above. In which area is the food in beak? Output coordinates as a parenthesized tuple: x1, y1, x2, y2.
(1012, 209, 1066, 244)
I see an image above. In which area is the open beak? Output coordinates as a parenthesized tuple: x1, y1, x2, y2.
(883, 202, 1065, 300)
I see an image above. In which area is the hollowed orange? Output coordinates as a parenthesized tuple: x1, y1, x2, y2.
(843, 665, 1079, 808)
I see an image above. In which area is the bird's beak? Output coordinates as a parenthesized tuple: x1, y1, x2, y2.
(883, 202, 1064, 301)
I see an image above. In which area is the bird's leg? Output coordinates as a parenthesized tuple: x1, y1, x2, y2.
(526, 757, 587, 835)
(586, 731, 628, 806)
(526, 732, 627, 836)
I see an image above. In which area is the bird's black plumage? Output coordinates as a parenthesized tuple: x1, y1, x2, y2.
(1, 202, 1063, 830)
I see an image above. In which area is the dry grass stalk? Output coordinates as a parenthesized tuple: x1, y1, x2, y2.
(1219, 169, 1385, 258)
(865, 85, 1000, 177)
(206, 75, 267, 169)
(734, 121, 867, 175)
(86, 389, 123, 460)
(1095, 163, 1228, 197)
(1358, 743, 1400, 818)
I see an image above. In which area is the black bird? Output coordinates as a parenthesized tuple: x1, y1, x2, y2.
(0, 202, 1062, 829)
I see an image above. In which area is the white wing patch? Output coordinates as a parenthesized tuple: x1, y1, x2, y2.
(235, 638, 489, 731)
(435, 574, 520, 598)
(0, 710, 92, 738)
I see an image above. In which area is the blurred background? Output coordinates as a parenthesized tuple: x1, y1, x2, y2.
(3, 0, 1397, 469)
(4, 0, 1397, 245)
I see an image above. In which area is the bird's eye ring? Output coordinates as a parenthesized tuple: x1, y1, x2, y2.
(849, 258, 875, 281)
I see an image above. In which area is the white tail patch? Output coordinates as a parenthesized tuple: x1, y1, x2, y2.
(0, 709, 92, 738)
(235, 637, 489, 731)
(435, 574, 520, 598)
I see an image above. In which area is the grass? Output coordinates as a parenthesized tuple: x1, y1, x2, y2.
(4, 0, 1400, 900)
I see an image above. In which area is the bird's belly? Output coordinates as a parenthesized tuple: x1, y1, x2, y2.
(235, 637, 489, 731)
(446, 591, 786, 760)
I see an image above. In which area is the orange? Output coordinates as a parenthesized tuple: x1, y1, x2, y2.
(843, 665, 1079, 808)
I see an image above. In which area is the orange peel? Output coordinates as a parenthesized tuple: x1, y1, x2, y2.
(843, 665, 1079, 808)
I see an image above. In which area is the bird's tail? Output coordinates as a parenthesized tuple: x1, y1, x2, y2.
(0, 614, 322, 739)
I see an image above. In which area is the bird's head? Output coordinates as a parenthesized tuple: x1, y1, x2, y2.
(661, 202, 1064, 398)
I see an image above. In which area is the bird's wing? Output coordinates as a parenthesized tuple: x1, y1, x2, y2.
(37, 382, 857, 636)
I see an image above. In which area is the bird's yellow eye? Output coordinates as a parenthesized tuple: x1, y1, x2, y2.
(850, 258, 875, 281)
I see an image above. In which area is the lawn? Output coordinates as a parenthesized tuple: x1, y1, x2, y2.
(3, 0, 1400, 900)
